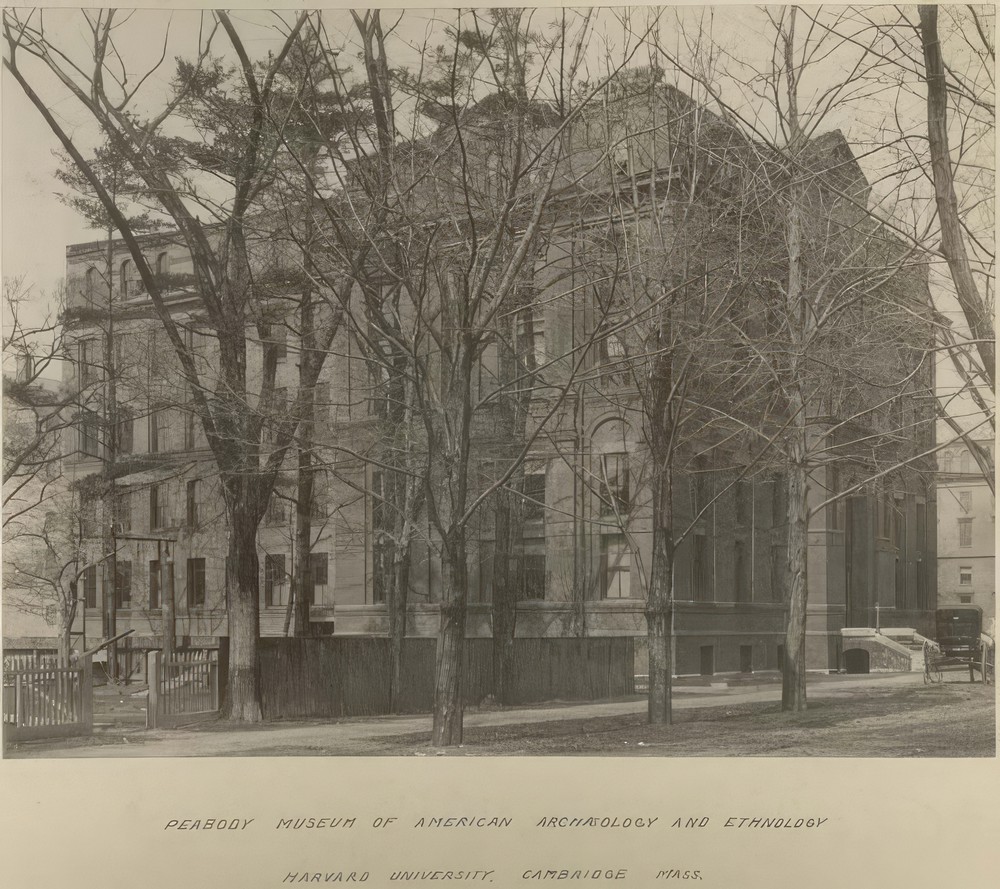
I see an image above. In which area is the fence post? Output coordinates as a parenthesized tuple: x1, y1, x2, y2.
(147, 651, 160, 729)
(15, 674, 25, 728)
(79, 656, 93, 733)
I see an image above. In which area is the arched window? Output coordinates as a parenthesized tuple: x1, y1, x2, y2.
(156, 252, 170, 276)
(85, 267, 97, 294)
(960, 451, 971, 474)
(941, 453, 954, 473)
(120, 259, 133, 296)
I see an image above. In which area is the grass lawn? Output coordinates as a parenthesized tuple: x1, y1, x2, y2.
(362, 681, 995, 757)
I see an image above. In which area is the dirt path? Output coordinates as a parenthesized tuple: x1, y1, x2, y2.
(10, 672, 981, 759)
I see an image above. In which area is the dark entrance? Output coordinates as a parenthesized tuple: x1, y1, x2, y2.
(700, 645, 715, 676)
(740, 645, 753, 674)
(844, 648, 870, 674)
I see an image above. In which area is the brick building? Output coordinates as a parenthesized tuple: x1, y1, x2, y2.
(49, 84, 939, 676)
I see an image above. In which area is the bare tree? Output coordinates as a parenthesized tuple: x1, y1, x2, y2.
(4, 9, 343, 720)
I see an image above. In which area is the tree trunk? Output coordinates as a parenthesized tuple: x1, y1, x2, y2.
(782, 429, 810, 712)
(491, 485, 520, 706)
(646, 458, 674, 724)
(387, 540, 411, 712)
(432, 533, 468, 746)
(222, 511, 263, 721)
(292, 442, 313, 637)
(919, 5, 996, 392)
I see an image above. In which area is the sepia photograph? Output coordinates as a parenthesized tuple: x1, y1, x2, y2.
(2, 4, 995, 763)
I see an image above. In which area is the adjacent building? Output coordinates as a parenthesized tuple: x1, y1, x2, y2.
(936, 440, 995, 621)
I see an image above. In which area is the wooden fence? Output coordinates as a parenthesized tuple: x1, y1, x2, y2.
(259, 637, 635, 720)
(147, 649, 221, 728)
(2, 656, 93, 743)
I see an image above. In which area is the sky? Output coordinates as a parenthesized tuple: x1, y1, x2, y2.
(0, 4, 993, 424)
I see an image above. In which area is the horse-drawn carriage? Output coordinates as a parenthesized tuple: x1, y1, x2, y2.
(923, 607, 995, 685)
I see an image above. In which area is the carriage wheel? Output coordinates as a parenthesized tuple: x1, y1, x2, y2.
(982, 645, 995, 687)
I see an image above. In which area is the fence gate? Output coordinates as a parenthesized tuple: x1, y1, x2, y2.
(2, 656, 94, 743)
(147, 650, 220, 728)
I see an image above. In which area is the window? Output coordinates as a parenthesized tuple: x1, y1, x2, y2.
(916, 502, 926, 552)
(959, 518, 973, 548)
(117, 412, 134, 455)
(266, 495, 287, 526)
(264, 554, 287, 607)
(183, 411, 197, 451)
(940, 453, 954, 473)
(600, 534, 632, 599)
(960, 595, 973, 604)
(517, 310, 546, 370)
(115, 561, 133, 608)
(83, 565, 98, 609)
(826, 467, 843, 531)
(85, 266, 98, 295)
(309, 552, 329, 605)
(77, 339, 96, 388)
(79, 409, 100, 458)
(523, 466, 546, 521)
(894, 557, 905, 610)
(959, 491, 972, 513)
(113, 492, 131, 534)
(149, 409, 169, 453)
(600, 453, 630, 515)
(523, 552, 546, 600)
(148, 560, 173, 610)
(734, 539, 748, 602)
(263, 323, 287, 362)
(597, 321, 626, 382)
(960, 566, 973, 586)
(156, 252, 170, 276)
(186, 480, 199, 528)
(150, 484, 168, 530)
(960, 452, 971, 474)
(80, 494, 100, 538)
(186, 557, 206, 607)
(119, 258, 139, 296)
(693, 533, 709, 600)
(770, 544, 786, 603)
(735, 481, 749, 526)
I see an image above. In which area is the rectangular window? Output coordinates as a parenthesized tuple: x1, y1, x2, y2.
(113, 492, 131, 534)
(523, 553, 546, 600)
(916, 502, 926, 552)
(734, 539, 748, 602)
(310, 552, 329, 591)
(264, 323, 287, 362)
(735, 480, 749, 526)
(150, 484, 168, 530)
(186, 557, 206, 607)
(601, 454, 630, 515)
(523, 467, 546, 522)
(77, 340, 96, 388)
(148, 560, 173, 610)
(149, 409, 167, 453)
(959, 518, 973, 548)
(117, 412, 134, 454)
(186, 480, 199, 528)
(183, 410, 197, 451)
(959, 491, 972, 513)
(601, 534, 632, 599)
(960, 595, 973, 604)
(264, 553, 287, 607)
(770, 544, 786, 603)
(693, 533, 709, 600)
(80, 494, 100, 538)
(266, 495, 287, 526)
(960, 566, 973, 586)
(116, 561, 133, 608)
(83, 565, 98, 609)
(895, 557, 905, 609)
(80, 409, 100, 458)
(517, 309, 546, 370)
